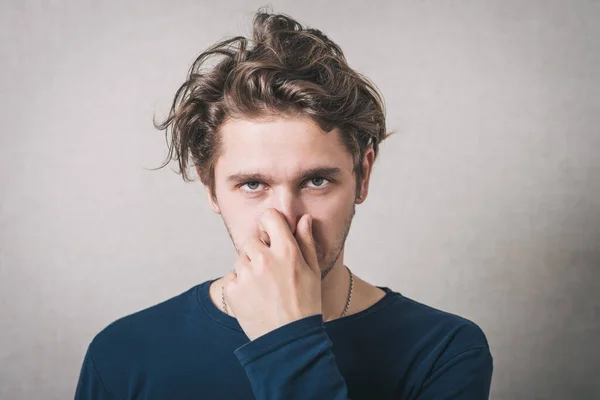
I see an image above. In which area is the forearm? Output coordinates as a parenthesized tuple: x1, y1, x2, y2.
(234, 314, 350, 400)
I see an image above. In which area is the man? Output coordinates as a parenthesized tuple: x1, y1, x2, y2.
(75, 8, 493, 399)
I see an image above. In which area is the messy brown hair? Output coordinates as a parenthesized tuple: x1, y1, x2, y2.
(153, 7, 393, 201)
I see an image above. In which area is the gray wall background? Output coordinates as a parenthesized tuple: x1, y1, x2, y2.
(1, 0, 598, 399)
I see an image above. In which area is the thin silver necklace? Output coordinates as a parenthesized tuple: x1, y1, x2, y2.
(221, 265, 354, 319)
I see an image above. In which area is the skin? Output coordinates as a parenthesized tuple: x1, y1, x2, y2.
(198, 114, 386, 332)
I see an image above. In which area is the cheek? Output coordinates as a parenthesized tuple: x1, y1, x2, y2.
(219, 199, 256, 240)
(311, 210, 341, 245)
(313, 197, 354, 239)
(234, 212, 267, 246)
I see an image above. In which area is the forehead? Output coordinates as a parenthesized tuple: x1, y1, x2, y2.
(215, 116, 353, 175)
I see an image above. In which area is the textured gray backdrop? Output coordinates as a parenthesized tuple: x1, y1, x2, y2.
(1, 0, 598, 399)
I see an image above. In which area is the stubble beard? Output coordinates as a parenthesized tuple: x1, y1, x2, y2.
(222, 202, 357, 281)
(319, 202, 355, 280)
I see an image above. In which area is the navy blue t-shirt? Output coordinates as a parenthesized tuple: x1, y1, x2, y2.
(75, 278, 493, 399)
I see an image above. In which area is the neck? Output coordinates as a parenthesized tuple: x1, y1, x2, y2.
(320, 256, 351, 322)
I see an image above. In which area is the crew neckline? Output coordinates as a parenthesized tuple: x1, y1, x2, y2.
(196, 277, 401, 332)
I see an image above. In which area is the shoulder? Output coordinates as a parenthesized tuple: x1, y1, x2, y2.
(396, 295, 493, 395)
(85, 283, 207, 371)
(76, 283, 208, 398)
(372, 288, 492, 367)
(94, 285, 198, 343)
(384, 291, 493, 383)
(386, 291, 490, 350)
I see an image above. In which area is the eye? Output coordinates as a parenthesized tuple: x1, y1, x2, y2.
(305, 177, 331, 189)
(239, 177, 332, 194)
(240, 182, 265, 193)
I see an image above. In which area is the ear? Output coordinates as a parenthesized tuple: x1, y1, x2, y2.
(355, 146, 375, 205)
(196, 166, 221, 214)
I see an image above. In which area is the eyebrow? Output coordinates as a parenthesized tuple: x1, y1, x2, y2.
(225, 167, 342, 184)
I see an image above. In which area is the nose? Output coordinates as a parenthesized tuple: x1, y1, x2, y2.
(267, 189, 305, 235)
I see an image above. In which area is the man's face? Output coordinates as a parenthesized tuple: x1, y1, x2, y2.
(201, 114, 372, 278)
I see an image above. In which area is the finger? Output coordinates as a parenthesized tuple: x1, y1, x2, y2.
(240, 236, 268, 262)
(294, 213, 319, 274)
(222, 270, 238, 295)
(232, 255, 251, 279)
(259, 208, 296, 252)
(223, 270, 237, 285)
(259, 225, 270, 247)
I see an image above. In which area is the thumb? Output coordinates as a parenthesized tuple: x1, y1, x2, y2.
(295, 214, 319, 274)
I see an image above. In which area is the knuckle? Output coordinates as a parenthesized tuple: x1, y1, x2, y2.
(255, 262, 269, 276)
(240, 242, 253, 257)
(254, 248, 269, 265)
(265, 208, 278, 218)
(281, 243, 297, 259)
